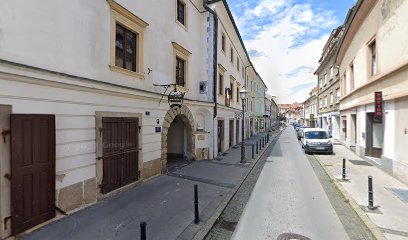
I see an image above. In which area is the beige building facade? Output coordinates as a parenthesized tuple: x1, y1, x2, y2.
(315, 26, 343, 138)
(336, 0, 408, 184)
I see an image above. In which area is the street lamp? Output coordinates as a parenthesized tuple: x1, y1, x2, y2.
(240, 86, 248, 163)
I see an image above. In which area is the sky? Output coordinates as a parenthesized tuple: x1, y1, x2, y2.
(227, 0, 356, 104)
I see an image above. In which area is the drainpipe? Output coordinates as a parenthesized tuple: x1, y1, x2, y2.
(203, 0, 221, 119)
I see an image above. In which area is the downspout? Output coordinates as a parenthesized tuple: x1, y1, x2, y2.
(203, 0, 220, 119)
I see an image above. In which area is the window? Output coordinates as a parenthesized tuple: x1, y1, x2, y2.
(336, 88, 340, 103)
(319, 78, 323, 88)
(230, 80, 234, 101)
(324, 96, 328, 107)
(115, 24, 137, 72)
(369, 40, 377, 76)
(219, 74, 224, 95)
(230, 47, 234, 63)
(108, 0, 148, 79)
(236, 86, 240, 103)
(330, 66, 334, 80)
(176, 57, 185, 87)
(330, 92, 333, 105)
(350, 63, 354, 91)
(237, 58, 240, 71)
(176, 0, 186, 27)
(172, 42, 191, 88)
(324, 73, 327, 85)
(320, 99, 323, 109)
(221, 33, 226, 53)
(342, 73, 346, 96)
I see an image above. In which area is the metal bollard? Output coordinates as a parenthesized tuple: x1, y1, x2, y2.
(259, 139, 262, 150)
(368, 176, 374, 209)
(194, 184, 200, 224)
(252, 144, 255, 159)
(262, 137, 265, 148)
(140, 222, 147, 240)
(342, 158, 346, 180)
(256, 141, 259, 154)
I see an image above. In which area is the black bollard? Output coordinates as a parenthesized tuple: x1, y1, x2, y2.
(252, 144, 255, 159)
(259, 139, 262, 150)
(368, 176, 374, 209)
(256, 141, 259, 154)
(194, 184, 200, 224)
(140, 222, 146, 240)
(342, 158, 346, 180)
(262, 137, 265, 148)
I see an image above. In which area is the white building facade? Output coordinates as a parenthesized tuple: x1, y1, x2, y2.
(0, 0, 267, 237)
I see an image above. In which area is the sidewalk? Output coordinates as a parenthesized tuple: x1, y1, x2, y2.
(20, 131, 279, 240)
(314, 143, 408, 240)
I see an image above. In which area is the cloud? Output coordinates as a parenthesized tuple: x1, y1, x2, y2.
(285, 66, 314, 78)
(231, 0, 339, 103)
(248, 49, 266, 57)
(289, 82, 315, 95)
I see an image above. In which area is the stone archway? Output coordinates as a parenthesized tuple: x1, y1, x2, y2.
(161, 105, 195, 173)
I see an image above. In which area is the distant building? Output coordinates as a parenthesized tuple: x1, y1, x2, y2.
(303, 87, 318, 127)
(315, 25, 344, 138)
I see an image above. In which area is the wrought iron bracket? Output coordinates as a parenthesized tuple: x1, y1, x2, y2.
(3, 173, 11, 180)
(1, 129, 10, 143)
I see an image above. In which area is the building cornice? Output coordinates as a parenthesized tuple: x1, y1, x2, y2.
(335, 0, 377, 65)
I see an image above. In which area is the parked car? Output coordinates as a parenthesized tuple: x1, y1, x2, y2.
(295, 124, 302, 132)
(301, 128, 333, 154)
(297, 126, 309, 140)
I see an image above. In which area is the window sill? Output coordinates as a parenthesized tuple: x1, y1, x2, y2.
(175, 85, 189, 92)
(109, 65, 144, 79)
(176, 21, 188, 32)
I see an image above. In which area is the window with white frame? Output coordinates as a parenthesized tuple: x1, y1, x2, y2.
(320, 99, 323, 109)
(330, 66, 334, 80)
(330, 92, 333, 105)
(324, 73, 327, 85)
(336, 88, 340, 102)
(324, 96, 328, 107)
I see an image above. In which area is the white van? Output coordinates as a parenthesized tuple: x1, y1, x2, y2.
(301, 128, 333, 154)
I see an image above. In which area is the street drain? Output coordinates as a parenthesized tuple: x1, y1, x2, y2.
(219, 220, 237, 232)
(349, 160, 373, 166)
(277, 233, 311, 240)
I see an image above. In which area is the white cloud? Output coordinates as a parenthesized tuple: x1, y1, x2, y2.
(234, 0, 339, 103)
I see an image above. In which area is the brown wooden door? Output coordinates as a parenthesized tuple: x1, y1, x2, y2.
(10, 114, 56, 235)
(102, 117, 139, 194)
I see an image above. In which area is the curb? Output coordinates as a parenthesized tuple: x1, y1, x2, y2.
(188, 129, 284, 240)
(313, 155, 386, 240)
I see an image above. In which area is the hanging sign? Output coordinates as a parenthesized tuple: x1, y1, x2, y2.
(373, 91, 383, 123)
(168, 88, 185, 108)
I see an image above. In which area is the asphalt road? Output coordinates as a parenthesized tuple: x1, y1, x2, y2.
(231, 126, 350, 240)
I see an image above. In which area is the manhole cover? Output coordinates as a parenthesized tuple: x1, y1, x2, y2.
(277, 233, 311, 240)
(349, 160, 373, 166)
(385, 187, 408, 204)
(219, 220, 237, 231)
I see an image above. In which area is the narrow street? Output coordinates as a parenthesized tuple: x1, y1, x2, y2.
(208, 125, 375, 240)
(233, 126, 349, 239)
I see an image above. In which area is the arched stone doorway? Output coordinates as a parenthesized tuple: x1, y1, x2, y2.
(161, 105, 195, 172)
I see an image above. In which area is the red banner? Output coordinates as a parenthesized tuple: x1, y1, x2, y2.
(373, 91, 382, 123)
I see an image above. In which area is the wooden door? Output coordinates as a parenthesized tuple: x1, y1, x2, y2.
(102, 117, 139, 194)
(11, 114, 56, 235)
(229, 120, 234, 147)
(217, 120, 224, 154)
